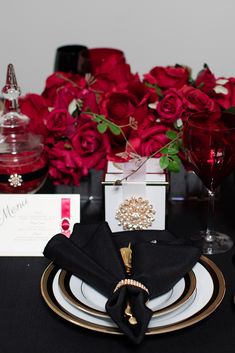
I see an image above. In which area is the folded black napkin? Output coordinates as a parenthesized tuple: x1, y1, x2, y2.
(43, 222, 201, 343)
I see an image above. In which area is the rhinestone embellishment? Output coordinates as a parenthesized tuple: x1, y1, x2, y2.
(8, 173, 23, 187)
(115, 196, 156, 231)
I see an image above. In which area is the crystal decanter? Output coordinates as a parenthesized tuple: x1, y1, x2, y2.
(0, 64, 48, 193)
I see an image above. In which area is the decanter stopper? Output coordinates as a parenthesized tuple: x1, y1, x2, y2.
(2, 64, 21, 111)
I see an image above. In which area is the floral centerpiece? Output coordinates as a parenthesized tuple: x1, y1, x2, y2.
(19, 48, 235, 186)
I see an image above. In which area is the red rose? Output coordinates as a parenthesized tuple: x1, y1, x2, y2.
(42, 72, 86, 106)
(47, 141, 85, 186)
(100, 84, 157, 159)
(71, 119, 110, 170)
(100, 91, 136, 130)
(100, 89, 148, 155)
(100, 87, 148, 126)
(181, 85, 218, 117)
(78, 89, 99, 113)
(44, 108, 75, 137)
(125, 80, 151, 102)
(137, 113, 157, 130)
(55, 86, 99, 114)
(19, 93, 49, 138)
(157, 89, 184, 122)
(53, 85, 82, 109)
(128, 123, 169, 158)
(195, 66, 216, 93)
(144, 65, 190, 90)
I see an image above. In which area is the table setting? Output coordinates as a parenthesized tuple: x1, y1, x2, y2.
(41, 222, 225, 344)
(0, 46, 235, 352)
(0, 197, 234, 353)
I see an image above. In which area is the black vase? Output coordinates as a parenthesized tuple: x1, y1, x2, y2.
(54, 45, 91, 74)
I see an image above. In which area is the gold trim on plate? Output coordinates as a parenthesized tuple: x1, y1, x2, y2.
(58, 268, 196, 318)
(40, 262, 120, 334)
(40, 255, 225, 335)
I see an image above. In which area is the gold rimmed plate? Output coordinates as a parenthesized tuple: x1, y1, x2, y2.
(58, 269, 196, 318)
(40, 256, 225, 335)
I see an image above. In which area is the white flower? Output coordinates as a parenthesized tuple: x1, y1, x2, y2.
(216, 78, 228, 85)
(213, 85, 229, 95)
(175, 118, 183, 128)
(148, 101, 158, 110)
(213, 78, 229, 95)
(68, 99, 78, 115)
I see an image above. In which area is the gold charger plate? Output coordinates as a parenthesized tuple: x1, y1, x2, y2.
(58, 269, 196, 318)
(40, 256, 225, 335)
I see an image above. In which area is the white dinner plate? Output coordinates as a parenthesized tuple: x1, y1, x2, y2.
(41, 256, 225, 335)
(58, 269, 196, 318)
(52, 266, 199, 327)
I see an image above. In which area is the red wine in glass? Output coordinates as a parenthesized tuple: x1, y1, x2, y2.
(183, 111, 235, 254)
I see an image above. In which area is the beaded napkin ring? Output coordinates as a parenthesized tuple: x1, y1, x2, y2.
(113, 278, 149, 295)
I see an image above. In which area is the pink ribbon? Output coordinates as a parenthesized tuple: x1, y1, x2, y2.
(61, 198, 71, 237)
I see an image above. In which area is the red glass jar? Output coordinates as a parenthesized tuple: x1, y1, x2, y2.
(0, 111, 48, 193)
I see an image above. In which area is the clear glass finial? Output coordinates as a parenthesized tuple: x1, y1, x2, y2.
(2, 64, 21, 100)
(0, 64, 28, 127)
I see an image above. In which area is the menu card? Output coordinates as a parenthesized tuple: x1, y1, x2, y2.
(0, 194, 80, 256)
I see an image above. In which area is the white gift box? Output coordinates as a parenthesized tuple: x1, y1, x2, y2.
(103, 159, 168, 232)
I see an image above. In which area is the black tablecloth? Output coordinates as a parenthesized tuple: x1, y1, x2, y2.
(0, 176, 235, 353)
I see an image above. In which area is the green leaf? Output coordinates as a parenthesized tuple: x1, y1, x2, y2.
(197, 82, 205, 89)
(159, 156, 170, 169)
(226, 106, 235, 114)
(171, 154, 181, 163)
(166, 130, 178, 140)
(97, 122, 108, 133)
(178, 138, 183, 149)
(109, 124, 121, 135)
(144, 82, 163, 97)
(92, 116, 102, 123)
(160, 147, 169, 154)
(167, 160, 180, 172)
(155, 85, 163, 98)
(92, 114, 107, 122)
(161, 144, 179, 155)
(167, 146, 179, 155)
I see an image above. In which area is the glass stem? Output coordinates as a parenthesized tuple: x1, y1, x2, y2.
(205, 189, 216, 242)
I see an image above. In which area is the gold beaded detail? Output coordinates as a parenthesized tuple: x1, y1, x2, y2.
(115, 196, 155, 231)
(113, 278, 149, 295)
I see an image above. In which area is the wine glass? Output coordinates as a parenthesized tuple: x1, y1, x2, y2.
(183, 111, 235, 254)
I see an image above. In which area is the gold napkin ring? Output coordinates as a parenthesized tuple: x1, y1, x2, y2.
(113, 279, 149, 295)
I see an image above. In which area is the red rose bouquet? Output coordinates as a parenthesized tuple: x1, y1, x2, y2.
(19, 50, 235, 186)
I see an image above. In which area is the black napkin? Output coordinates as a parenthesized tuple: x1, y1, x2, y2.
(43, 222, 201, 343)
